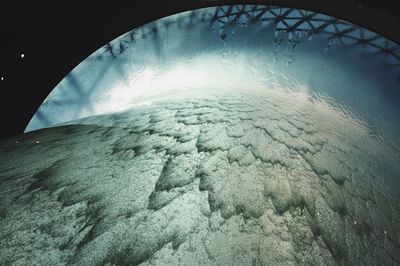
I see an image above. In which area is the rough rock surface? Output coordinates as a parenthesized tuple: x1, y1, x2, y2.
(1, 93, 399, 265)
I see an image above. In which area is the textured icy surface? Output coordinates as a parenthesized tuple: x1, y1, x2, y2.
(1, 93, 400, 265)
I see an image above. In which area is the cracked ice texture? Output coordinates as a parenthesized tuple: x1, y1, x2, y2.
(1, 90, 400, 265)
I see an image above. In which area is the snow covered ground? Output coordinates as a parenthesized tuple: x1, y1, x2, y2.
(1, 90, 399, 265)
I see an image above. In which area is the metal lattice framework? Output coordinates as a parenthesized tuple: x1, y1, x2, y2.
(211, 5, 400, 65)
(31, 5, 400, 130)
(99, 5, 400, 66)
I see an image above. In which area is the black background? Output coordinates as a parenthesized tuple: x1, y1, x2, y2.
(0, 0, 399, 139)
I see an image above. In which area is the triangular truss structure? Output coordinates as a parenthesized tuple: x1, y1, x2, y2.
(98, 5, 400, 66)
(210, 5, 400, 65)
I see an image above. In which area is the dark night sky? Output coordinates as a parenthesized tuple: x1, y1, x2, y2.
(0, 0, 399, 139)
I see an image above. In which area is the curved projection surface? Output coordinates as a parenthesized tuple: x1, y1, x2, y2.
(26, 5, 400, 147)
(1, 4, 399, 265)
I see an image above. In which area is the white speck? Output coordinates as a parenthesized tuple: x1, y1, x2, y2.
(35, 140, 40, 144)
(384, 230, 387, 235)
(21, 53, 25, 59)
(1, 77, 4, 81)
(354, 220, 357, 225)
(15, 141, 19, 144)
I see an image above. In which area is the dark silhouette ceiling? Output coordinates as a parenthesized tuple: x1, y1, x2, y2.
(0, 0, 399, 139)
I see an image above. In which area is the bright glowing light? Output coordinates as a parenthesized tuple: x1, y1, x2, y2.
(96, 51, 284, 114)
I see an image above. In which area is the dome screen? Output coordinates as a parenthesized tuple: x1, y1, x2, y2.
(1, 5, 400, 265)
